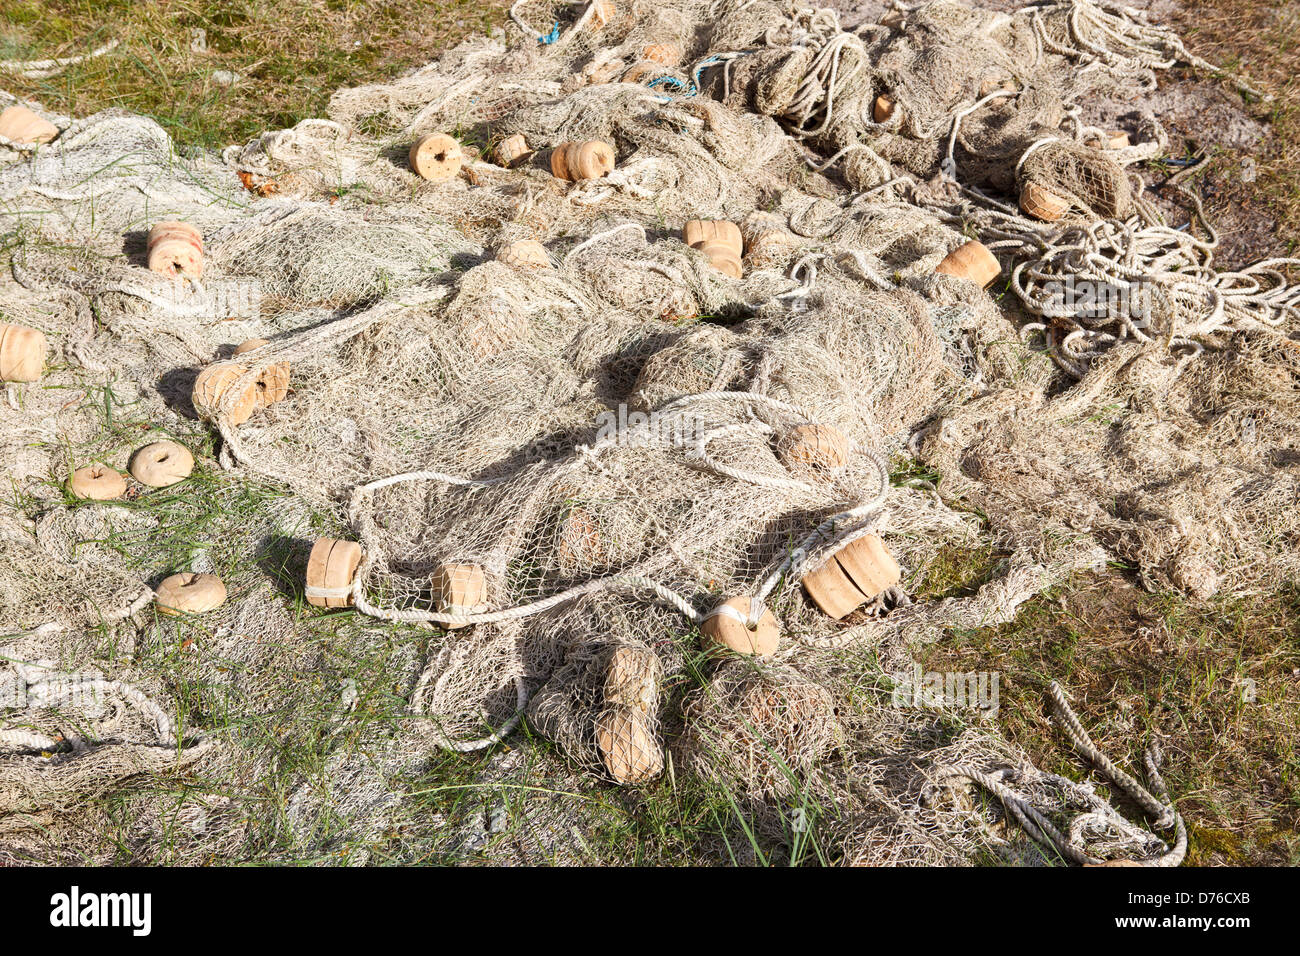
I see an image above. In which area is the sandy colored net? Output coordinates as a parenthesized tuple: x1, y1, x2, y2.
(2, 0, 1296, 865)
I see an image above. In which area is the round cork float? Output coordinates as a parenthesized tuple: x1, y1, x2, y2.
(494, 133, 531, 167)
(979, 78, 1018, 97)
(595, 706, 663, 784)
(590, 0, 616, 29)
(433, 563, 488, 628)
(409, 133, 464, 183)
(934, 240, 1001, 289)
(801, 552, 865, 620)
(497, 239, 551, 270)
(253, 363, 291, 407)
(557, 505, 603, 569)
(1020, 182, 1070, 221)
(0, 105, 58, 145)
(147, 221, 204, 279)
(129, 441, 194, 487)
(550, 140, 615, 181)
(306, 537, 364, 609)
(148, 221, 202, 252)
(802, 534, 901, 620)
(233, 338, 269, 355)
(642, 43, 681, 65)
(836, 534, 901, 598)
(700, 596, 780, 657)
(1102, 130, 1130, 150)
(684, 219, 742, 256)
(68, 465, 127, 501)
(0, 322, 47, 383)
(193, 365, 259, 426)
(873, 94, 897, 123)
(683, 219, 743, 279)
(193, 362, 289, 424)
(777, 423, 850, 473)
(603, 646, 659, 714)
(155, 572, 227, 616)
(745, 228, 795, 261)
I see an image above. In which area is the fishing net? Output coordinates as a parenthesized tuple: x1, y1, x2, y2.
(2, 0, 1296, 864)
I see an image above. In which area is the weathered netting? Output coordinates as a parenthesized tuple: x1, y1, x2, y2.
(2, 0, 1294, 864)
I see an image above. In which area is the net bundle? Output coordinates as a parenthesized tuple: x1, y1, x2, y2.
(2, 0, 1295, 864)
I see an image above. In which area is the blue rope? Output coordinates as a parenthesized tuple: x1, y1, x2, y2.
(647, 76, 694, 96)
(692, 55, 723, 90)
(539, 22, 560, 44)
(628, 53, 737, 99)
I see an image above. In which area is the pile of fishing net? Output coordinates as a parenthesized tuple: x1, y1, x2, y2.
(2, 0, 1296, 864)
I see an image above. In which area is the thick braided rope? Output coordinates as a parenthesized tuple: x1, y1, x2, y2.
(947, 682, 1187, 865)
(960, 766, 1099, 866)
(0, 39, 120, 79)
(1046, 682, 1186, 865)
(10, 664, 183, 749)
(350, 567, 698, 628)
(690, 420, 815, 491)
(1047, 681, 1174, 826)
(0, 729, 60, 752)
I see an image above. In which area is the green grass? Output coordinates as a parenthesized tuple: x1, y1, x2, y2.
(0, 0, 509, 151)
(1173, 0, 1300, 253)
(914, 574, 1300, 865)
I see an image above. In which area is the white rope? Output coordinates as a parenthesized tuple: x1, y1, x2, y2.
(1009, 215, 1300, 377)
(689, 421, 815, 491)
(509, 0, 601, 48)
(943, 89, 1021, 180)
(0, 729, 59, 752)
(9, 663, 183, 749)
(946, 680, 1187, 865)
(702, 595, 767, 629)
(338, 390, 887, 632)
(350, 570, 696, 627)
(0, 39, 120, 79)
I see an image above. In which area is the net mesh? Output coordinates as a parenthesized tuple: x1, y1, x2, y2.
(2, 0, 1296, 864)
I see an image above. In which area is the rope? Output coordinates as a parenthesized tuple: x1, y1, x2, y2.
(339, 391, 889, 637)
(7, 663, 187, 750)
(509, 0, 600, 48)
(1036, 0, 1268, 101)
(0, 729, 60, 752)
(952, 680, 1186, 865)
(1008, 214, 1300, 377)
(1047, 682, 1172, 826)
(0, 39, 120, 79)
(702, 595, 766, 629)
(564, 222, 646, 260)
(352, 571, 697, 628)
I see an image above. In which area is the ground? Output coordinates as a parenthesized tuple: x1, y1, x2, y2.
(1, 0, 1297, 865)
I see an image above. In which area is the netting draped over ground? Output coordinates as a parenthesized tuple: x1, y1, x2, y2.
(3, 0, 1296, 864)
